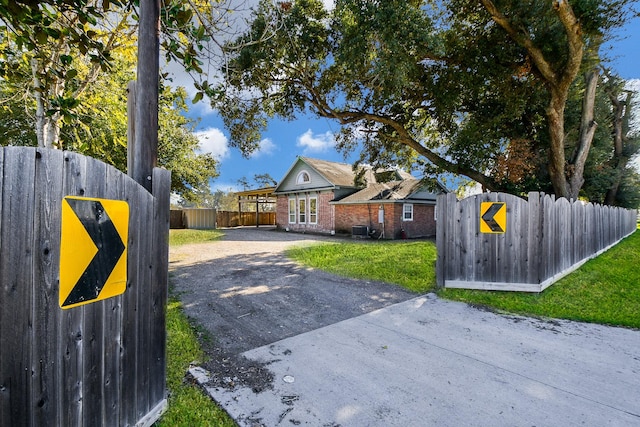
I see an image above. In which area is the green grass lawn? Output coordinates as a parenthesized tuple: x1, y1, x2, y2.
(287, 240, 438, 293)
(288, 231, 640, 329)
(168, 229, 224, 247)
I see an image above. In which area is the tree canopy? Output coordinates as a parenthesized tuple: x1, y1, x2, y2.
(212, 0, 638, 204)
(0, 0, 225, 203)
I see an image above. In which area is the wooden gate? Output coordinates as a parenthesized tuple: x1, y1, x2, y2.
(0, 147, 170, 426)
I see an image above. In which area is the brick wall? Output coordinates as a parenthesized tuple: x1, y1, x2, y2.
(276, 196, 289, 230)
(335, 204, 381, 234)
(275, 191, 335, 234)
(336, 203, 436, 239)
(279, 195, 436, 239)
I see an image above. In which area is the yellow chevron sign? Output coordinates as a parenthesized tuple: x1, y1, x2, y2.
(480, 202, 507, 234)
(59, 196, 129, 309)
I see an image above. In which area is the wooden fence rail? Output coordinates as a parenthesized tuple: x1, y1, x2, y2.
(436, 192, 637, 292)
(0, 147, 169, 426)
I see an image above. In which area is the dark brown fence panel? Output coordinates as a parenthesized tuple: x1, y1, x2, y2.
(437, 191, 637, 292)
(0, 147, 169, 427)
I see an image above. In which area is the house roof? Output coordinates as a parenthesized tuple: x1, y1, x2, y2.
(299, 157, 363, 187)
(235, 186, 276, 197)
(274, 156, 374, 194)
(332, 179, 438, 204)
(274, 156, 445, 202)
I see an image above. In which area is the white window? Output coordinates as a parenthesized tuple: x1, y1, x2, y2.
(288, 198, 296, 223)
(403, 203, 414, 221)
(309, 197, 317, 224)
(296, 171, 311, 184)
(299, 198, 306, 223)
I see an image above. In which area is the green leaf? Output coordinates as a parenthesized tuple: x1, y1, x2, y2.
(60, 54, 73, 65)
(35, 30, 48, 44)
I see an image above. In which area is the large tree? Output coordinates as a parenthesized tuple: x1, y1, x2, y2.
(0, 47, 218, 203)
(212, 0, 634, 200)
(0, 0, 234, 148)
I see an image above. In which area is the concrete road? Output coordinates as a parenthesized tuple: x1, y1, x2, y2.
(191, 294, 640, 426)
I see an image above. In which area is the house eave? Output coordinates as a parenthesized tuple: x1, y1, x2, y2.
(330, 199, 437, 205)
(274, 186, 334, 195)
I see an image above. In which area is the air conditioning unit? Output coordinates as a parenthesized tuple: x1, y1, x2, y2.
(352, 225, 369, 238)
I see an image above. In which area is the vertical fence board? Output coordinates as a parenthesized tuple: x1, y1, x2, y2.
(0, 148, 5, 427)
(61, 151, 88, 427)
(150, 168, 170, 407)
(480, 194, 493, 282)
(0, 148, 36, 426)
(31, 149, 64, 426)
(120, 176, 142, 425)
(458, 195, 473, 282)
(137, 190, 153, 418)
(435, 194, 447, 286)
(103, 165, 124, 426)
(82, 158, 108, 427)
(527, 192, 541, 285)
(447, 193, 459, 282)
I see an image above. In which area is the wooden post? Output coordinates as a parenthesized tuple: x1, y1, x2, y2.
(133, 0, 160, 192)
(127, 81, 136, 177)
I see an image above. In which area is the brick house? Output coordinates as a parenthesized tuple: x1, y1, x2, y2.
(274, 156, 443, 239)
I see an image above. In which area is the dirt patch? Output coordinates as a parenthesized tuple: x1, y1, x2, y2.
(169, 227, 417, 391)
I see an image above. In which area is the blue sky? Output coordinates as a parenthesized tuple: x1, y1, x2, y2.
(183, 8, 640, 193)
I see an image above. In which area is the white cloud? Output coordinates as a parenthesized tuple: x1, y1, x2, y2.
(195, 127, 230, 160)
(210, 181, 241, 193)
(296, 129, 336, 153)
(250, 137, 277, 158)
(322, 0, 335, 10)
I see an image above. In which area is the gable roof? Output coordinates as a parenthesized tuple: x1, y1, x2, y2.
(274, 156, 373, 194)
(274, 156, 446, 202)
(300, 157, 366, 187)
(332, 179, 439, 204)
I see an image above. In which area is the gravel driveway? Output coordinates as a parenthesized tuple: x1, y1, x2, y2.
(169, 227, 416, 391)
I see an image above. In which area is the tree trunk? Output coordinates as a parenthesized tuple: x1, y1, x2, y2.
(604, 89, 632, 205)
(568, 69, 599, 199)
(32, 59, 48, 148)
(546, 89, 569, 198)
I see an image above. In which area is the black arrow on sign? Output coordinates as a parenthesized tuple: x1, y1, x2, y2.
(482, 203, 505, 233)
(62, 199, 125, 307)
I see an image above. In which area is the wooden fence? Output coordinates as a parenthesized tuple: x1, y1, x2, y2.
(169, 210, 276, 229)
(436, 192, 637, 292)
(0, 147, 170, 426)
(216, 211, 275, 227)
